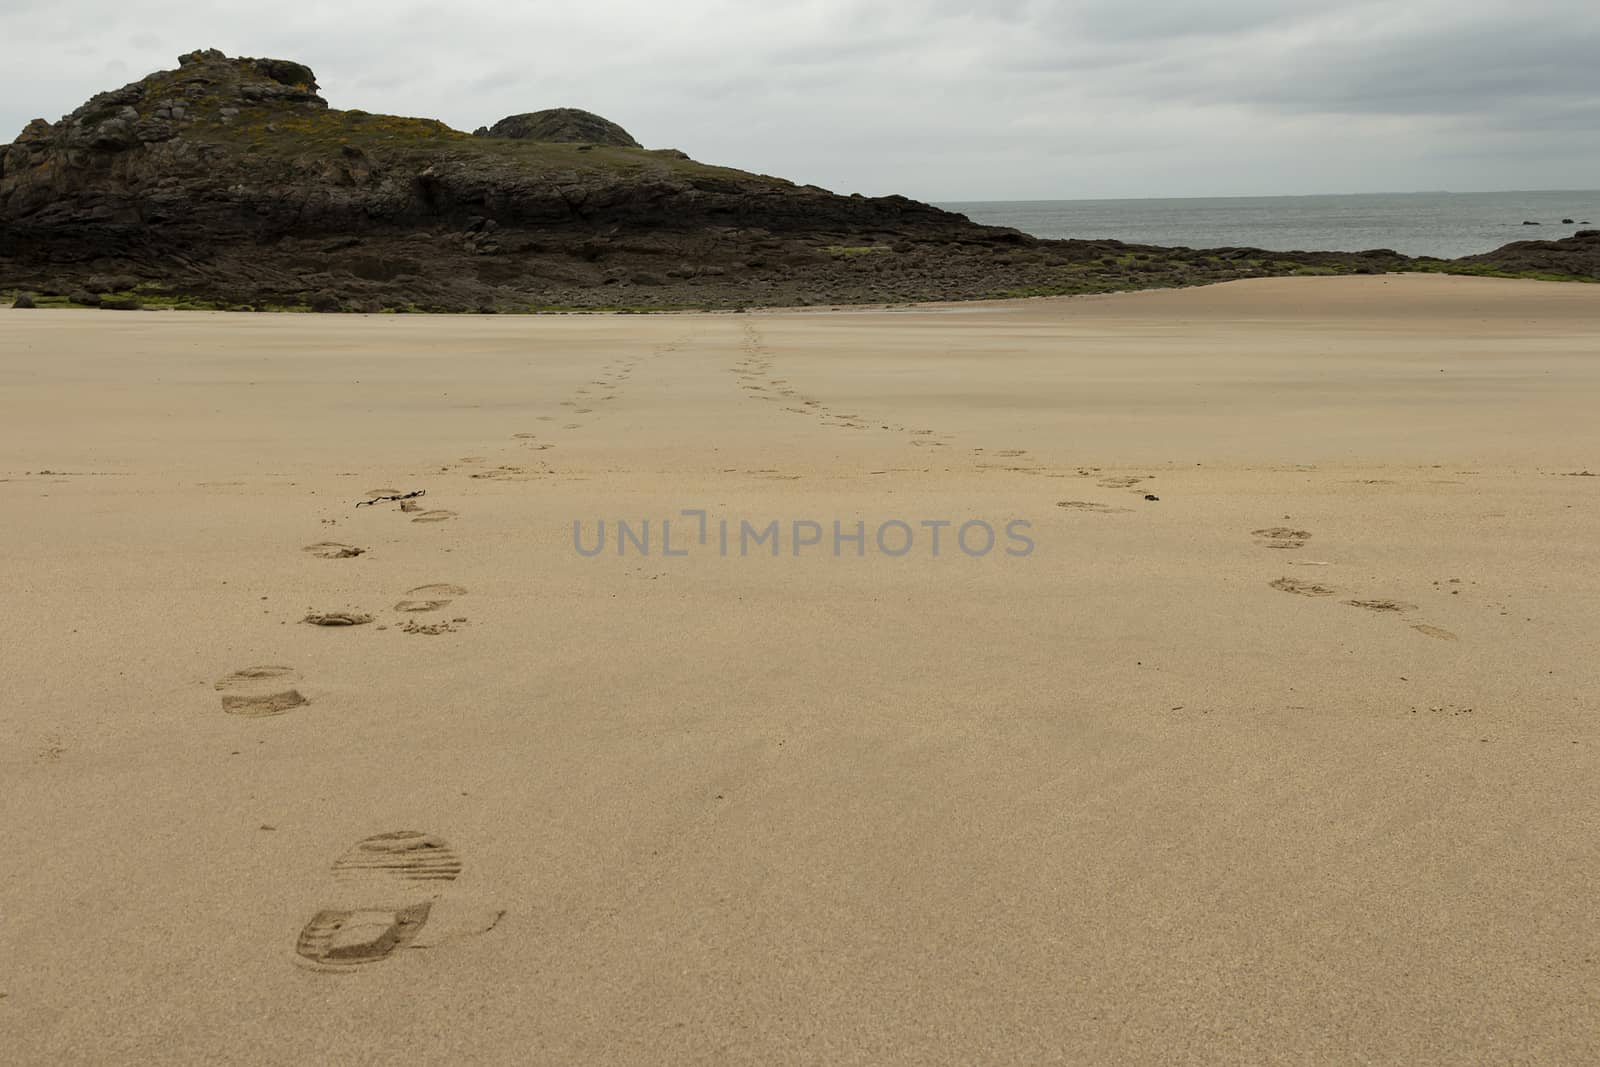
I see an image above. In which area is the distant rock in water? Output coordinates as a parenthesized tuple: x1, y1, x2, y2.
(1522, 220, 1541, 225)
(476, 108, 640, 148)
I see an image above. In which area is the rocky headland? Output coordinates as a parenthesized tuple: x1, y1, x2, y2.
(1, 50, 1593, 312)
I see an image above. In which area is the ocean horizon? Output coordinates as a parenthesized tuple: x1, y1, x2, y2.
(937, 190, 1599, 260)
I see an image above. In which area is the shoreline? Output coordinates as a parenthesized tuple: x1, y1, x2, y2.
(6, 262, 1597, 318)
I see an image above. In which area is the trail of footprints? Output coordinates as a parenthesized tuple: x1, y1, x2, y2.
(734, 322, 958, 445)
(223, 477, 491, 966)
(225, 324, 1489, 969)
(1261, 528, 1458, 640)
(746, 324, 1194, 509)
(734, 324, 1175, 496)
(221, 582, 468, 711)
(735, 322, 1184, 493)
(493, 335, 691, 462)
(292, 582, 469, 636)
(225, 338, 698, 964)
(1052, 470, 1168, 514)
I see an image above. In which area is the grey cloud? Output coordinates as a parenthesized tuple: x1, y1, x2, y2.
(1029, 2, 1600, 118)
(1, 0, 1595, 200)
(1059, 0, 1341, 42)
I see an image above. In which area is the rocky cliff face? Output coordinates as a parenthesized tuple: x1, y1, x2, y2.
(1, 49, 1420, 311)
(1, 50, 326, 224)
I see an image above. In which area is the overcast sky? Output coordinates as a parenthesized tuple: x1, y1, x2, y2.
(2, 0, 1595, 201)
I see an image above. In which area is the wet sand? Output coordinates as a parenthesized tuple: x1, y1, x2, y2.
(2, 274, 1597, 1064)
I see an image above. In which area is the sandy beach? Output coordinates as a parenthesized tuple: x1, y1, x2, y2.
(2, 273, 1597, 1063)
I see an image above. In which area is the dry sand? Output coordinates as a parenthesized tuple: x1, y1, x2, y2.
(2, 274, 1597, 1064)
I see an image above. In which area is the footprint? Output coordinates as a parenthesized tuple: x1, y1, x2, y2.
(1411, 624, 1459, 641)
(395, 600, 450, 613)
(296, 905, 432, 968)
(216, 665, 296, 689)
(408, 583, 466, 597)
(1344, 599, 1417, 613)
(1270, 577, 1338, 597)
(411, 510, 457, 524)
(1252, 527, 1311, 550)
(303, 542, 365, 559)
(222, 691, 309, 716)
(330, 831, 463, 885)
(302, 612, 373, 627)
(401, 618, 464, 635)
(216, 666, 307, 717)
(394, 583, 466, 612)
(1056, 500, 1132, 514)
(295, 831, 471, 970)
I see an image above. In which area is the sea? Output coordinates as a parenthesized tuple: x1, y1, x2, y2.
(936, 190, 1599, 260)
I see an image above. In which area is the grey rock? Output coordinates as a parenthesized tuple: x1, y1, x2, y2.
(482, 108, 641, 148)
(135, 118, 177, 143)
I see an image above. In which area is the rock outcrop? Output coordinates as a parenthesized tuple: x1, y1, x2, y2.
(1461, 229, 1600, 280)
(0, 49, 1441, 311)
(476, 108, 641, 148)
